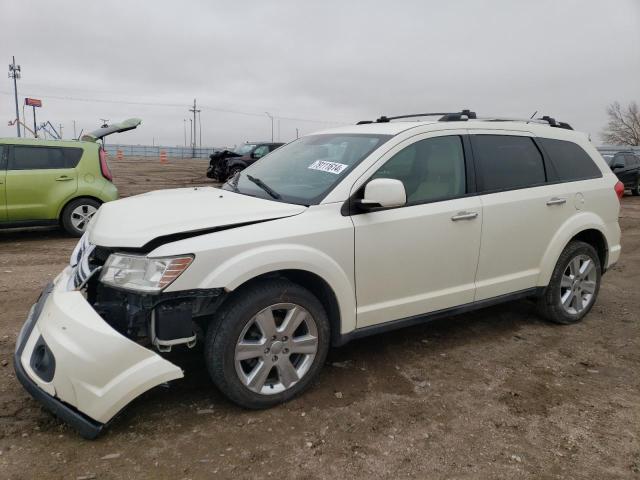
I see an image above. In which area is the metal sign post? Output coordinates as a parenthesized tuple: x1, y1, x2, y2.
(25, 97, 42, 138)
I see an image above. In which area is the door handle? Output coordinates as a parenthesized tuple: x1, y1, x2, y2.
(55, 176, 74, 181)
(451, 211, 478, 221)
(546, 197, 567, 206)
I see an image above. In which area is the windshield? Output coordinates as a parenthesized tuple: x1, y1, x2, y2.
(235, 143, 257, 155)
(223, 134, 391, 205)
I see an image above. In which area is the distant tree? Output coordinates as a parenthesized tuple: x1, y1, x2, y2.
(602, 101, 640, 146)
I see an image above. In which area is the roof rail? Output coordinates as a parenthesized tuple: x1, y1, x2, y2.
(357, 109, 477, 124)
(356, 110, 573, 130)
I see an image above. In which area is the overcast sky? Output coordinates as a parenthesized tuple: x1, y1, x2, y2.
(2, 0, 639, 147)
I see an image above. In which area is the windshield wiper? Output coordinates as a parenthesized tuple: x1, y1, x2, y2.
(246, 175, 281, 199)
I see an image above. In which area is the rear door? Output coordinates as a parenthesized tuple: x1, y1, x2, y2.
(0, 145, 6, 222)
(471, 131, 573, 300)
(5, 145, 80, 221)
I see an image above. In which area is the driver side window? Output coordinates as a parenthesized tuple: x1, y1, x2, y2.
(371, 136, 466, 205)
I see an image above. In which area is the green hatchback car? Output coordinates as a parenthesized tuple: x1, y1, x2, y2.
(0, 119, 140, 236)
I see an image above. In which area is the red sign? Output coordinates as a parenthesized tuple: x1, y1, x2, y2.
(25, 98, 42, 107)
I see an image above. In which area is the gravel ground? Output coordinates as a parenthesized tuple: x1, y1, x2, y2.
(0, 156, 638, 479)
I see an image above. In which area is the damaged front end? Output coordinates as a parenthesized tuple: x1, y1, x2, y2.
(14, 235, 223, 439)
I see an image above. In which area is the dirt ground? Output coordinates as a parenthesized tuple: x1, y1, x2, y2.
(0, 156, 638, 479)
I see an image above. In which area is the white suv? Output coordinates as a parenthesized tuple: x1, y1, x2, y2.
(15, 111, 623, 438)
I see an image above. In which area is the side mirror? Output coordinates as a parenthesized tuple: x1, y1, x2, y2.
(357, 178, 406, 210)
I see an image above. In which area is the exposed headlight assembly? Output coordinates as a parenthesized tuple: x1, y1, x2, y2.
(99, 253, 193, 293)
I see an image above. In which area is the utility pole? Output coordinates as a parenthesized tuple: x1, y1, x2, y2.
(73, 120, 77, 140)
(265, 112, 274, 142)
(296, 128, 299, 139)
(189, 99, 200, 157)
(183, 119, 187, 147)
(8, 56, 21, 137)
(189, 118, 193, 152)
(198, 110, 202, 148)
(59, 124, 63, 139)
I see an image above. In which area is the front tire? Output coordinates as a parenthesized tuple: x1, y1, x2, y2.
(538, 241, 601, 324)
(60, 198, 101, 237)
(205, 279, 330, 409)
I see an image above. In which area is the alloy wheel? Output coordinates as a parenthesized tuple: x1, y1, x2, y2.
(234, 303, 318, 395)
(559, 254, 598, 315)
(70, 204, 98, 232)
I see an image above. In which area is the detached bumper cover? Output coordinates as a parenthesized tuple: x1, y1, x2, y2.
(14, 268, 184, 439)
(14, 282, 104, 439)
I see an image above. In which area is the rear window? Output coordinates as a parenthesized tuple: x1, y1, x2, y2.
(9, 145, 83, 170)
(538, 138, 602, 181)
(625, 154, 639, 167)
(472, 135, 546, 192)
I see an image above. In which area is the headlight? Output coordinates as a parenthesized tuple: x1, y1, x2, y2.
(99, 253, 193, 293)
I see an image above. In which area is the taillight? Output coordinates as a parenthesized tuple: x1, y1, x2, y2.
(99, 147, 113, 181)
(614, 181, 624, 200)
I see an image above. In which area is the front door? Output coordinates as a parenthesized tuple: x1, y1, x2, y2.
(5, 145, 79, 221)
(353, 132, 482, 328)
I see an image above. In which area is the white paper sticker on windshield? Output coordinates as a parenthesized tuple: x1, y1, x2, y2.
(308, 160, 348, 174)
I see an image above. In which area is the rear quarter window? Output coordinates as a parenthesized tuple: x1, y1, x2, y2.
(538, 138, 602, 182)
(9, 145, 83, 170)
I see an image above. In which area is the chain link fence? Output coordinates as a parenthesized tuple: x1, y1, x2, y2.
(104, 144, 219, 159)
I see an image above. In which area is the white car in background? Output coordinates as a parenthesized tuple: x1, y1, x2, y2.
(15, 110, 623, 438)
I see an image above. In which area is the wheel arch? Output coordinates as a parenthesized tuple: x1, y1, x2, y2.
(538, 213, 610, 287)
(57, 195, 104, 223)
(217, 269, 343, 346)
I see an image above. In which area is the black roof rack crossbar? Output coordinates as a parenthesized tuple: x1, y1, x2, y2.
(373, 109, 477, 123)
(538, 116, 573, 130)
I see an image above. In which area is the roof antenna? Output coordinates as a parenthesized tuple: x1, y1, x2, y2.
(527, 111, 537, 124)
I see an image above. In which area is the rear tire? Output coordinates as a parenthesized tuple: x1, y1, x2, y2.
(537, 241, 601, 324)
(205, 279, 330, 409)
(631, 178, 640, 196)
(60, 198, 101, 237)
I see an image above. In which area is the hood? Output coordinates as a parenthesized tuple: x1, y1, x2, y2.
(81, 118, 142, 142)
(88, 187, 306, 248)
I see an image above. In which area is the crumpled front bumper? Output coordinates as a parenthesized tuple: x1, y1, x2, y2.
(14, 267, 184, 439)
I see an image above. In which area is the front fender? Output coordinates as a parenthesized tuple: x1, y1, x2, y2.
(537, 211, 610, 286)
(199, 244, 356, 334)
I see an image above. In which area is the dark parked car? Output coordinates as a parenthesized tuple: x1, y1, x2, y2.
(206, 142, 284, 181)
(606, 151, 640, 196)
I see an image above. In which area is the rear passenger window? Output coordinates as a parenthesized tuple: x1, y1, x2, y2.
(472, 135, 546, 192)
(9, 146, 83, 170)
(538, 138, 602, 181)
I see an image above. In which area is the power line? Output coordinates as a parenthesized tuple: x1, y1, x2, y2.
(0, 89, 345, 125)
